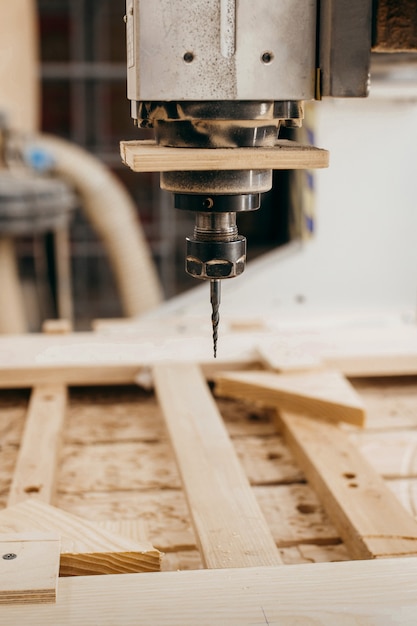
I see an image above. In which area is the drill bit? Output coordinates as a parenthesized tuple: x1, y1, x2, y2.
(210, 279, 221, 358)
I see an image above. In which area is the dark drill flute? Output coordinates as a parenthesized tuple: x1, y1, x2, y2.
(210, 279, 221, 358)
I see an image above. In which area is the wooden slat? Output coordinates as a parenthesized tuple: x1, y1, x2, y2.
(0, 362, 257, 388)
(257, 348, 323, 373)
(3, 558, 417, 623)
(0, 330, 238, 390)
(120, 139, 329, 173)
(258, 347, 417, 378)
(0, 533, 60, 605)
(215, 369, 366, 427)
(326, 353, 417, 377)
(0, 365, 142, 388)
(8, 384, 67, 506)
(279, 411, 417, 559)
(257, 326, 417, 377)
(0, 324, 416, 390)
(153, 363, 282, 568)
(259, 346, 417, 378)
(0, 501, 161, 576)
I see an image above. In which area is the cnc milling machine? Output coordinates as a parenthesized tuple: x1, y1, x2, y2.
(124, 1, 373, 355)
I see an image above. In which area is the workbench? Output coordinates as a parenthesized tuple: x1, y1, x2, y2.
(1, 313, 417, 624)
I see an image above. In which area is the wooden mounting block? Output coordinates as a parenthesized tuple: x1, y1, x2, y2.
(120, 139, 329, 173)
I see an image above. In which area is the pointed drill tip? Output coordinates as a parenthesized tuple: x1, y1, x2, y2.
(210, 280, 221, 359)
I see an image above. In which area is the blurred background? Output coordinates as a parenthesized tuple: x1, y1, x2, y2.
(3, 1, 417, 333)
(14, 0, 291, 329)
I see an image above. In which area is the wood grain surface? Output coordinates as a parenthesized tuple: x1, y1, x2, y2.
(8, 385, 67, 506)
(215, 369, 366, 426)
(153, 363, 283, 568)
(0, 501, 161, 576)
(3, 558, 417, 624)
(0, 533, 59, 605)
(120, 139, 329, 172)
(2, 374, 417, 573)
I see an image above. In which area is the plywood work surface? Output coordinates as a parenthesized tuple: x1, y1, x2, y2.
(1, 377, 417, 569)
(0, 384, 344, 566)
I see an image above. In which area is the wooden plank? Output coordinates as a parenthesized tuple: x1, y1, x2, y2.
(0, 358, 255, 389)
(153, 363, 283, 568)
(257, 326, 417, 377)
(0, 364, 142, 388)
(0, 500, 161, 576)
(215, 369, 365, 427)
(279, 411, 417, 559)
(0, 363, 244, 388)
(0, 324, 416, 389)
(3, 558, 417, 624)
(326, 353, 417, 377)
(257, 340, 323, 373)
(261, 350, 417, 378)
(8, 384, 67, 506)
(120, 139, 329, 173)
(0, 533, 60, 605)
